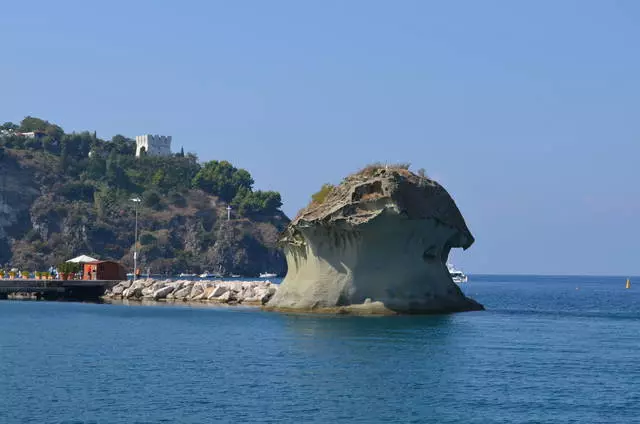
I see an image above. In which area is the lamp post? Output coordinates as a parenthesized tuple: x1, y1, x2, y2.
(131, 197, 141, 279)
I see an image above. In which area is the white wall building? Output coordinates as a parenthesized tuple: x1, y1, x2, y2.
(15, 131, 45, 139)
(135, 134, 172, 157)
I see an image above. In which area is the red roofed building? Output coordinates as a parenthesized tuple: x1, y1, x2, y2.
(83, 261, 127, 281)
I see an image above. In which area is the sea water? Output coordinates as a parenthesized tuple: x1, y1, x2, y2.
(1, 275, 639, 423)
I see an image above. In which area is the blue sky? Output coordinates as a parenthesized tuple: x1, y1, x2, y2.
(2, 1, 639, 275)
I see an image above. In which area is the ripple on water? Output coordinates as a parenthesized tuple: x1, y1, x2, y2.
(1, 275, 640, 423)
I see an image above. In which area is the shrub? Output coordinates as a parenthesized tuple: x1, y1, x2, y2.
(58, 182, 96, 202)
(140, 233, 157, 246)
(357, 162, 411, 177)
(358, 162, 385, 176)
(24, 138, 43, 150)
(24, 229, 40, 242)
(311, 184, 335, 205)
(143, 191, 162, 210)
(168, 191, 187, 208)
(57, 262, 80, 274)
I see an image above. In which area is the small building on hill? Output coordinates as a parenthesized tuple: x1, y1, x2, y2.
(15, 130, 46, 139)
(83, 261, 127, 281)
(135, 134, 172, 157)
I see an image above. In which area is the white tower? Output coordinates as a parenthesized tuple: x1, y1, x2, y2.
(135, 134, 172, 157)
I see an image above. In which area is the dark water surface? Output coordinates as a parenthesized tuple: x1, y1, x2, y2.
(1, 275, 639, 423)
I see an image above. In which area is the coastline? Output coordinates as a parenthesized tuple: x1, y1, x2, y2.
(103, 298, 265, 309)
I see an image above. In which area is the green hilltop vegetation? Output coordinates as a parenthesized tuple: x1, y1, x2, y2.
(0, 117, 288, 276)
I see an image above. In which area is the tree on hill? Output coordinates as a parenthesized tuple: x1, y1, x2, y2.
(105, 151, 131, 188)
(1, 122, 18, 131)
(192, 160, 254, 202)
(59, 142, 70, 172)
(84, 154, 107, 180)
(19, 116, 64, 140)
(231, 188, 282, 216)
(109, 134, 135, 156)
(1, 116, 284, 218)
(124, 155, 199, 194)
(62, 132, 93, 159)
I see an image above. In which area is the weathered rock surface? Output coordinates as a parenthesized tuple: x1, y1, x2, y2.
(173, 286, 192, 300)
(265, 165, 483, 314)
(111, 284, 126, 296)
(207, 286, 228, 299)
(121, 281, 145, 299)
(104, 279, 276, 306)
(153, 286, 174, 300)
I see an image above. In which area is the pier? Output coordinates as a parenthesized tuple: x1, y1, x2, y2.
(0, 279, 120, 301)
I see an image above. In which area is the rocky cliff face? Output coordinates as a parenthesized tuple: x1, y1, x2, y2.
(0, 153, 42, 264)
(266, 166, 483, 314)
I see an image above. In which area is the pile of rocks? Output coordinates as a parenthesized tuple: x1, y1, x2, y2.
(104, 279, 277, 305)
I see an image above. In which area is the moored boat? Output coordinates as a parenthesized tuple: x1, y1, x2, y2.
(447, 263, 468, 284)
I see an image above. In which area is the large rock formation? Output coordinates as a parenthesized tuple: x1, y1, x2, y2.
(266, 165, 483, 314)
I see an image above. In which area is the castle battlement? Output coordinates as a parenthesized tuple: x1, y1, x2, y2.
(135, 134, 172, 157)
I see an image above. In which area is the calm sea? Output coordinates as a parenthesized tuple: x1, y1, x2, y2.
(1, 275, 639, 424)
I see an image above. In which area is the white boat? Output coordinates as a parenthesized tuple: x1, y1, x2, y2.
(259, 272, 277, 278)
(199, 272, 212, 278)
(447, 263, 468, 284)
(179, 273, 197, 278)
(209, 265, 225, 279)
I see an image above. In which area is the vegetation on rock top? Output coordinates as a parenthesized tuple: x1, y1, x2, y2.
(301, 162, 429, 217)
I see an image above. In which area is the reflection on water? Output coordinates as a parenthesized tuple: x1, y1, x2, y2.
(281, 313, 455, 339)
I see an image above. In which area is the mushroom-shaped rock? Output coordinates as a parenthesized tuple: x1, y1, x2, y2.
(266, 165, 483, 314)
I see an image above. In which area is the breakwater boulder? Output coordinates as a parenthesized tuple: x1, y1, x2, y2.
(265, 164, 483, 314)
(104, 279, 277, 305)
